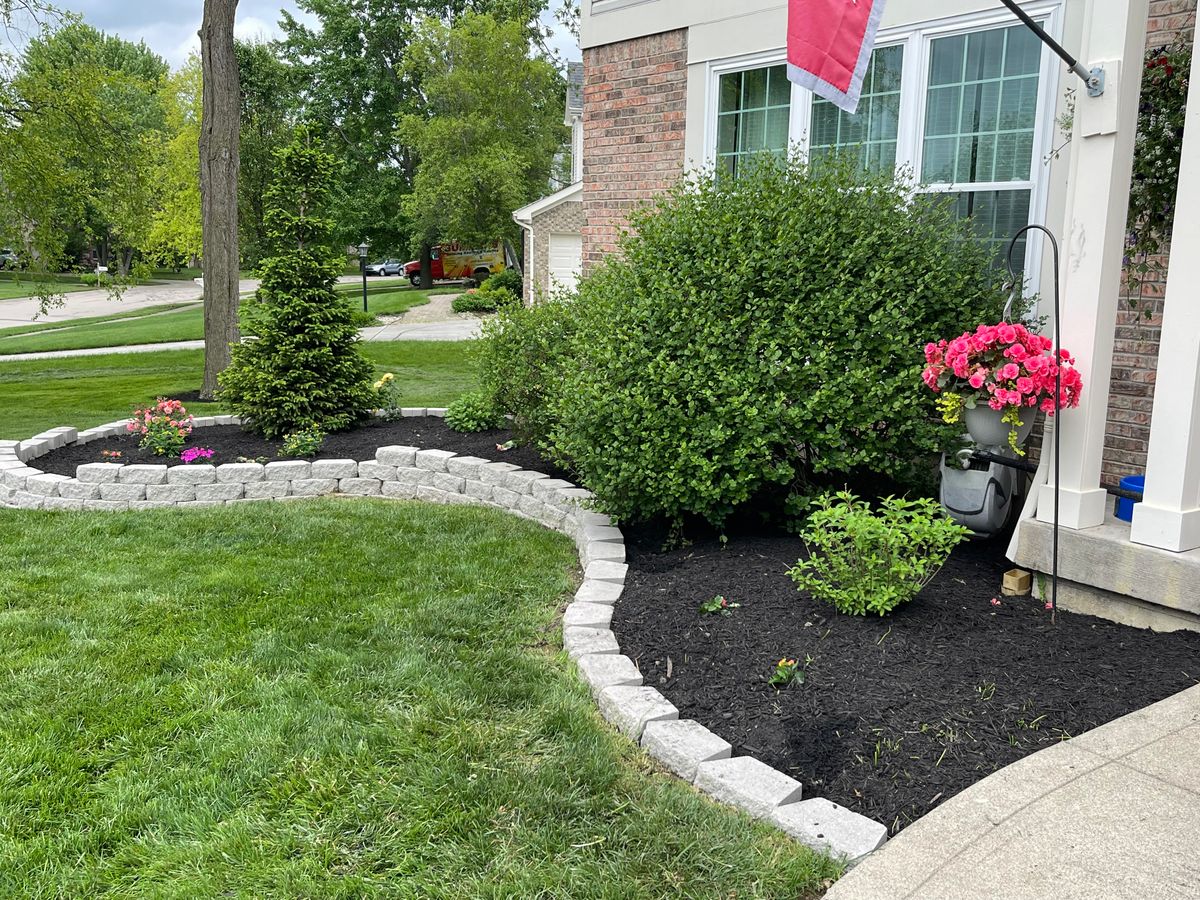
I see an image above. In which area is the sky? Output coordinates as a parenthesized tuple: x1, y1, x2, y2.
(41, 1, 580, 69)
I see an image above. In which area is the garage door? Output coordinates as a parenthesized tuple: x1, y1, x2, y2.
(548, 232, 583, 293)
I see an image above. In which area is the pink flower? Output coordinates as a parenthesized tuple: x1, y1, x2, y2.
(990, 597, 1002, 607)
(968, 369, 987, 390)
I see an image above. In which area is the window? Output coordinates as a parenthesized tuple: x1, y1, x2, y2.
(708, 6, 1058, 280)
(810, 45, 904, 174)
(716, 64, 791, 178)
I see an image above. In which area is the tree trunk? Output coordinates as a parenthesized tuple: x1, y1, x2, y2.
(119, 247, 133, 277)
(199, 0, 241, 400)
(419, 242, 433, 290)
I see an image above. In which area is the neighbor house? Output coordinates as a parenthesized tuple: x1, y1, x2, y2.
(572, 0, 1200, 630)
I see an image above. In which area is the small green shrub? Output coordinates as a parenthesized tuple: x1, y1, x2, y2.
(445, 390, 505, 432)
(452, 281, 518, 314)
(488, 267, 523, 297)
(474, 294, 578, 445)
(788, 491, 969, 616)
(280, 425, 325, 458)
(218, 126, 374, 438)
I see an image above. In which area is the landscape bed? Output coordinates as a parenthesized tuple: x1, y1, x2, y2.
(30, 416, 1200, 836)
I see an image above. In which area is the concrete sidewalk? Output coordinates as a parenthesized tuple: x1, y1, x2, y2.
(826, 684, 1200, 900)
(0, 278, 259, 328)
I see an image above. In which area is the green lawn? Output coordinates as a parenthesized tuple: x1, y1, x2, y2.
(0, 342, 477, 439)
(0, 273, 96, 301)
(0, 500, 835, 896)
(0, 287, 454, 354)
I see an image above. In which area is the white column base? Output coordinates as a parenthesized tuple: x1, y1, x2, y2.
(1036, 484, 1109, 530)
(1130, 503, 1200, 552)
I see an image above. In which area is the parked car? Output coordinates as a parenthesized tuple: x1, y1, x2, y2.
(0, 248, 19, 270)
(364, 259, 403, 276)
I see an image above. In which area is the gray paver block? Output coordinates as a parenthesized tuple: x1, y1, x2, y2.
(340, 477, 382, 496)
(18, 439, 50, 461)
(445, 455, 488, 479)
(382, 481, 417, 500)
(574, 579, 624, 605)
(491, 487, 521, 509)
(585, 560, 628, 584)
(770, 798, 888, 863)
(166, 465, 217, 485)
(376, 445, 419, 467)
(59, 481, 102, 501)
(415, 449, 456, 472)
(578, 524, 625, 546)
(478, 462, 520, 485)
(290, 478, 338, 497)
(77, 463, 124, 484)
(43, 496, 84, 510)
(312, 459, 358, 480)
(216, 462, 265, 483)
(430, 472, 466, 494)
(576, 653, 642, 694)
(641, 719, 733, 781)
(25, 473, 70, 496)
(265, 461, 311, 481)
(357, 461, 397, 482)
(555, 487, 595, 510)
(129, 500, 173, 510)
(99, 482, 146, 501)
(577, 511, 615, 529)
(563, 626, 619, 659)
(693, 757, 804, 821)
(563, 602, 614, 629)
(400, 407, 427, 417)
(531, 478, 576, 501)
(505, 469, 551, 494)
(13, 491, 44, 509)
(147, 483, 196, 502)
(397, 467, 434, 485)
(597, 686, 678, 740)
(463, 479, 493, 501)
(425, 407, 447, 417)
(195, 482, 244, 502)
(244, 481, 291, 500)
(84, 499, 128, 511)
(584, 541, 626, 565)
(117, 465, 168, 485)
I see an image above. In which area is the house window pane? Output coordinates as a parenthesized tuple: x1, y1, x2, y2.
(808, 44, 903, 174)
(943, 188, 1033, 269)
(716, 64, 791, 177)
(921, 24, 1041, 185)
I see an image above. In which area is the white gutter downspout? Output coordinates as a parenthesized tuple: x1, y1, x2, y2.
(512, 210, 533, 305)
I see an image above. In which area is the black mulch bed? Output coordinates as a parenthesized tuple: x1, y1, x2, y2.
(33, 418, 1200, 835)
(612, 523, 1200, 833)
(33, 417, 570, 480)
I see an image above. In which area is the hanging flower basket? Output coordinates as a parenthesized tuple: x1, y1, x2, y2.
(921, 321, 1083, 454)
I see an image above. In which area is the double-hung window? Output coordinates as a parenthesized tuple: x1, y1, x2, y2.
(708, 6, 1059, 279)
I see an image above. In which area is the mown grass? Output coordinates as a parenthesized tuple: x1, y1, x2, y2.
(0, 341, 477, 439)
(0, 287, 454, 354)
(0, 500, 838, 897)
(0, 272, 95, 301)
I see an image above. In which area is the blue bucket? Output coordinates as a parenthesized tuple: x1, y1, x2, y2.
(1115, 474, 1145, 522)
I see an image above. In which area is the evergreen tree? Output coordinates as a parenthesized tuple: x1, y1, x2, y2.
(219, 126, 374, 438)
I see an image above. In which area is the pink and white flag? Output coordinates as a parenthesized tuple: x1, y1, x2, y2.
(787, 0, 888, 114)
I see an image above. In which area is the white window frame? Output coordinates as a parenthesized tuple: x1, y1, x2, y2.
(703, 1, 1064, 292)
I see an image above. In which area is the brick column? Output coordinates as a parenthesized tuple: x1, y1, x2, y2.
(581, 30, 688, 270)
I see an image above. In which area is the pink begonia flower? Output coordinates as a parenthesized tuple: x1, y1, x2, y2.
(998, 363, 1020, 381)
(968, 370, 987, 390)
(997, 323, 1017, 343)
(1016, 377, 1034, 394)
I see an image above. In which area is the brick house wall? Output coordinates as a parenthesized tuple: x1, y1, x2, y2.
(581, 29, 688, 270)
(1101, 0, 1196, 488)
(524, 199, 586, 303)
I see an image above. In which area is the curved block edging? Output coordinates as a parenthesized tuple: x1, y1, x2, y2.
(0, 416, 888, 863)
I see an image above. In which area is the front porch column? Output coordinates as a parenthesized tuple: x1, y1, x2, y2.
(1036, 0, 1149, 530)
(1130, 60, 1200, 553)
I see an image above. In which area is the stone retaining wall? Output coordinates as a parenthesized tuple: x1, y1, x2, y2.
(0, 415, 888, 864)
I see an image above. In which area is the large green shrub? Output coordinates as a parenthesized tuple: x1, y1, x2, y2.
(219, 127, 374, 437)
(546, 154, 1005, 527)
(474, 294, 578, 445)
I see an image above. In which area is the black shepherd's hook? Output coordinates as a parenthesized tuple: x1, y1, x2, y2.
(1006, 225, 1062, 622)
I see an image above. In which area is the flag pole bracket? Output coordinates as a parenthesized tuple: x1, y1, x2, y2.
(1000, 0, 1105, 96)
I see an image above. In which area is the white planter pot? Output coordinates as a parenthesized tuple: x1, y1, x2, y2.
(964, 403, 1036, 449)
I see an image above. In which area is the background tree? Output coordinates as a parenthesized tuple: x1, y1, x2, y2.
(146, 55, 203, 268)
(236, 40, 298, 268)
(219, 126, 374, 437)
(399, 12, 565, 254)
(0, 21, 171, 279)
(199, 0, 240, 399)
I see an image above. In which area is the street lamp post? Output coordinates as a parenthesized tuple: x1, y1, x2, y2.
(357, 241, 369, 313)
